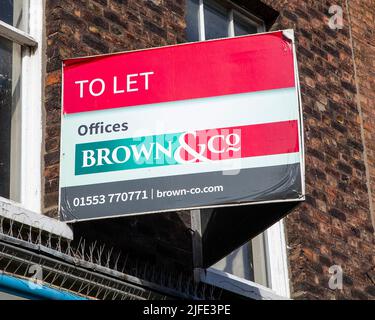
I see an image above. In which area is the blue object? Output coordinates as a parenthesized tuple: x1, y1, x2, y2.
(0, 273, 88, 300)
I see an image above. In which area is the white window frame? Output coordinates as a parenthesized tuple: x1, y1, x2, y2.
(196, 0, 265, 41)
(264, 219, 290, 297)
(189, 0, 290, 299)
(206, 221, 291, 299)
(199, 267, 290, 300)
(0, 0, 43, 213)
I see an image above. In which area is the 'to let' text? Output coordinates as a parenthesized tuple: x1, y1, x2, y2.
(74, 71, 155, 98)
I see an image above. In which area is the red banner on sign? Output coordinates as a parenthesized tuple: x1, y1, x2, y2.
(181, 120, 300, 162)
(63, 32, 295, 114)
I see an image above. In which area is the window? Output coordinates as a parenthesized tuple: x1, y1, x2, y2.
(212, 233, 268, 285)
(186, 0, 265, 42)
(211, 221, 290, 297)
(186, 0, 290, 298)
(0, 0, 24, 201)
(0, 0, 43, 212)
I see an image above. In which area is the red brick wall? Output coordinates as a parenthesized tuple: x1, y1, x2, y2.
(43, 0, 375, 299)
(348, 1, 375, 230)
(261, 0, 375, 299)
(346, 0, 375, 298)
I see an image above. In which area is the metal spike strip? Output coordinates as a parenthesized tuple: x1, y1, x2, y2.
(0, 216, 219, 300)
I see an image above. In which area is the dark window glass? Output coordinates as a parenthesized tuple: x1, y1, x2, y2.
(0, 0, 27, 31)
(234, 15, 258, 36)
(186, 0, 200, 42)
(212, 244, 254, 281)
(0, 38, 13, 198)
(0, 36, 21, 201)
(203, 1, 229, 40)
(0, 0, 13, 25)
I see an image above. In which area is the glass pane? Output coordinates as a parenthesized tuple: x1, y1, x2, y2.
(250, 233, 269, 287)
(203, 1, 229, 40)
(0, 37, 22, 201)
(0, 0, 29, 32)
(234, 15, 258, 36)
(212, 244, 253, 280)
(211, 233, 270, 286)
(186, 0, 200, 42)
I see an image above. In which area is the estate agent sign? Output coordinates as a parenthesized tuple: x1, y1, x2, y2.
(59, 30, 305, 222)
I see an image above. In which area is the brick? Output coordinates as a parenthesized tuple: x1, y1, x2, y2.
(103, 9, 128, 29)
(319, 255, 332, 267)
(44, 151, 60, 167)
(144, 20, 167, 38)
(46, 71, 61, 86)
(337, 161, 353, 175)
(351, 289, 369, 300)
(365, 286, 375, 297)
(93, 0, 108, 5)
(328, 208, 347, 222)
(82, 34, 110, 52)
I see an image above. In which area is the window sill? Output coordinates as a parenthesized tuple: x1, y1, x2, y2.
(0, 20, 38, 47)
(0, 196, 73, 240)
(197, 267, 290, 300)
